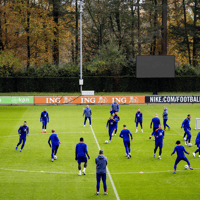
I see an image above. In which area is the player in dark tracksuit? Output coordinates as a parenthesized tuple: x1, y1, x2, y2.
(48, 129, 61, 162)
(83, 105, 92, 127)
(181, 115, 191, 145)
(163, 107, 170, 130)
(154, 124, 164, 159)
(113, 112, 120, 136)
(15, 121, 29, 152)
(95, 150, 108, 195)
(110, 99, 119, 115)
(40, 108, 49, 133)
(119, 125, 133, 159)
(193, 132, 200, 158)
(135, 108, 143, 133)
(106, 116, 115, 143)
(171, 140, 193, 174)
(75, 137, 90, 175)
(149, 114, 160, 139)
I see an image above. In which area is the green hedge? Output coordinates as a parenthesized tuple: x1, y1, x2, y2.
(0, 77, 200, 92)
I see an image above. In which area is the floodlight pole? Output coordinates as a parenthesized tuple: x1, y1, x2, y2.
(80, 0, 83, 93)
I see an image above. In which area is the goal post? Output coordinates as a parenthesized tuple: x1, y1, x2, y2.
(195, 118, 200, 130)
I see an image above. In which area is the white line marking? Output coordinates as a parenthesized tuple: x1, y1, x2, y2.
(0, 117, 194, 120)
(0, 132, 91, 139)
(90, 125, 120, 200)
(0, 167, 200, 175)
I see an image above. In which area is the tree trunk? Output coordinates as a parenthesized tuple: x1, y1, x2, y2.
(193, 0, 197, 67)
(137, 0, 141, 55)
(75, 0, 78, 65)
(53, 0, 59, 66)
(152, 0, 157, 55)
(183, 0, 191, 64)
(27, 0, 30, 69)
(0, 8, 4, 51)
(71, 40, 74, 63)
(115, 10, 122, 47)
(161, 0, 167, 55)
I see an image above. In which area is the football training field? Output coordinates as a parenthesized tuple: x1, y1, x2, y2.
(0, 104, 200, 200)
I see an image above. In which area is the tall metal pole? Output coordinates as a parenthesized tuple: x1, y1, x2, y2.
(80, 0, 83, 93)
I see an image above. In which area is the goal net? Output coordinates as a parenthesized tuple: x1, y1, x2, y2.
(195, 118, 200, 130)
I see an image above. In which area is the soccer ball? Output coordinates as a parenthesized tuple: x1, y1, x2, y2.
(184, 165, 189, 170)
(105, 140, 108, 144)
(188, 143, 192, 147)
(54, 155, 57, 160)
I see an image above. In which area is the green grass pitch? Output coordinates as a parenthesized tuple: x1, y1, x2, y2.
(0, 104, 200, 200)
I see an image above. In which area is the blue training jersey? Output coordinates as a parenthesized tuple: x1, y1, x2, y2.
(40, 111, 49, 122)
(196, 132, 200, 143)
(135, 112, 143, 122)
(113, 114, 120, 124)
(181, 118, 191, 130)
(163, 108, 168, 119)
(75, 142, 88, 158)
(111, 103, 119, 112)
(171, 145, 189, 158)
(18, 125, 29, 137)
(154, 129, 164, 142)
(83, 108, 92, 117)
(151, 117, 160, 129)
(119, 129, 133, 142)
(106, 119, 115, 129)
(48, 133, 60, 146)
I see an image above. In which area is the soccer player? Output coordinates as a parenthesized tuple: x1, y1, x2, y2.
(83, 105, 92, 127)
(95, 150, 108, 195)
(135, 108, 143, 133)
(48, 129, 61, 162)
(181, 114, 191, 145)
(149, 114, 160, 139)
(154, 124, 164, 159)
(119, 125, 133, 159)
(106, 115, 115, 143)
(40, 108, 49, 133)
(75, 137, 90, 175)
(163, 107, 170, 131)
(110, 99, 119, 115)
(113, 112, 120, 135)
(15, 121, 29, 152)
(193, 132, 200, 158)
(171, 140, 193, 174)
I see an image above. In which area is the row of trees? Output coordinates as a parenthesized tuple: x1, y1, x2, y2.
(0, 0, 74, 68)
(0, 0, 200, 75)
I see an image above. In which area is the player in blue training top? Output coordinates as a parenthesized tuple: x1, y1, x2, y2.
(110, 99, 119, 115)
(154, 124, 164, 159)
(193, 132, 200, 158)
(171, 140, 193, 174)
(40, 108, 49, 133)
(15, 121, 29, 152)
(83, 105, 92, 127)
(95, 150, 108, 196)
(149, 114, 160, 139)
(113, 112, 120, 136)
(106, 115, 115, 143)
(163, 107, 170, 131)
(119, 125, 133, 159)
(135, 108, 143, 133)
(75, 137, 90, 175)
(181, 114, 191, 145)
(48, 129, 61, 162)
